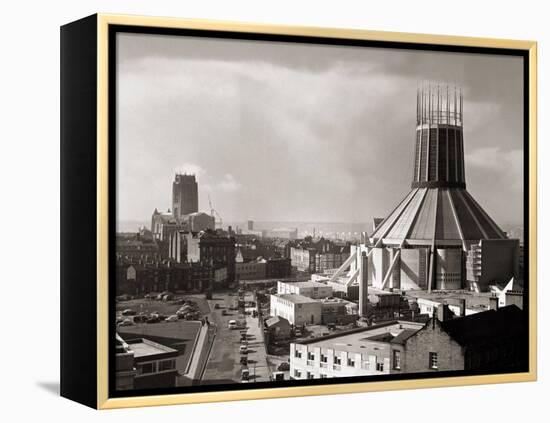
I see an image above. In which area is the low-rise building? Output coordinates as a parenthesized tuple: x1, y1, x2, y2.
(406, 290, 499, 318)
(168, 230, 235, 285)
(270, 294, 322, 325)
(236, 259, 267, 280)
(115, 258, 225, 294)
(266, 258, 292, 278)
(265, 316, 292, 340)
(403, 305, 526, 373)
(290, 305, 526, 380)
(277, 280, 333, 299)
(115, 334, 137, 390)
(290, 240, 350, 274)
(290, 321, 425, 380)
(311, 273, 359, 300)
(116, 335, 178, 390)
(319, 297, 358, 324)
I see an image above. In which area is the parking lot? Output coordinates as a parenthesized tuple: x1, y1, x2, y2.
(115, 295, 212, 386)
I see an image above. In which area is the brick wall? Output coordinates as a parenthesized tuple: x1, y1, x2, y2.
(403, 320, 464, 373)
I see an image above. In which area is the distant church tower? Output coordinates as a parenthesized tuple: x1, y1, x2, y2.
(172, 174, 198, 219)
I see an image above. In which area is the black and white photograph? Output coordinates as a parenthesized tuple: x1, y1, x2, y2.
(113, 30, 528, 393)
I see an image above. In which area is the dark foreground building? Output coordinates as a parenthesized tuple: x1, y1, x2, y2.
(402, 305, 527, 373)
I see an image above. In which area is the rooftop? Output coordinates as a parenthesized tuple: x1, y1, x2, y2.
(405, 289, 495, 309)
(265, 316, 291, 327)
(273, 293, 319, 304)
(125, 338, 177, 358)
(280, 281, 329, 289)
(296, 320, 425, 352)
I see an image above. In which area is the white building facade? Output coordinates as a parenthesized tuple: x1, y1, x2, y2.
(270, 294, 322, 325)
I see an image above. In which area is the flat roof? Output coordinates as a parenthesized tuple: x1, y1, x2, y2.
(296, 321, 425, 351)
(118, 320, 201, 369)
(273, 293, 319, 304)
(279, 281, 330, 288)
(405, 290, 493, 308)
(127, 338, 177, 358)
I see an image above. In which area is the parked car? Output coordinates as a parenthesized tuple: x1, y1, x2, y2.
(240, 356, 248, 365)
(277, 362, 290, 371)
(146, 316, 160, 324)
(133, 314, 147, 323)
(239, 345, 248, 354)
(165, 315, 179, 322)
(116, 294, 132, 302)
(118, 318, 134, 327)
(241, 368, 250, 381)
(228, 320, 238, 329)
(121, 309, 136, 316)
(185, 312, 200, 320)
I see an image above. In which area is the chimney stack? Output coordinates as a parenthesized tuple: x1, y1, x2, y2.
(489, 295, 499, 311)
(359, 251, 369, 317)
(436, 304, 453, 322)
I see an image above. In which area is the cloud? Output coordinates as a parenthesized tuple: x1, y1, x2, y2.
(116, 33, 523, 226)
(217, 174, 242, 192)
(466, 147, 522, 173)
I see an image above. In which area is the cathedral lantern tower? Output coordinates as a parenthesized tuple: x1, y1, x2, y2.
(412, 85, 465, 188)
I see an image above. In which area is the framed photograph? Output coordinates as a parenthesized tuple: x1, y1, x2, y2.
(60, 14, 537, 409)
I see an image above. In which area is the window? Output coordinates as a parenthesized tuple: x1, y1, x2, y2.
(320, 373, 328, 379)
(347, 357, 355, 367)
(376, 362, 384, 372)
(294, 369, 302, 378)
(295, 349, 302, 359)
(159, 360, 175, 371)
(392, 350, 401, 370)
(307, 351, 315, 361)
(307, 371, 315, 380)
(139, 362, 156, 374)
(429, 352, 438, 369)
(320, 353, 328, 363)
(333, 355, 341, 365)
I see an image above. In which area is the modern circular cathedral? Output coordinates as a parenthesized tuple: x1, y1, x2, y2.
(366, 85, 518, 293)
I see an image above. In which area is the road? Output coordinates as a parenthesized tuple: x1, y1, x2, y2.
(201, 292, 244, 384)
(242, 292, 270, 383)
(201, 290, 272, 385)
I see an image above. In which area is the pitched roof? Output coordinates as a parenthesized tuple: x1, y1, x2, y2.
(265, 316, 290, 328)
(390, 328, 420, 345)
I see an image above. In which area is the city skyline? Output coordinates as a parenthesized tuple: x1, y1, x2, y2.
(116, 33, 524, 228)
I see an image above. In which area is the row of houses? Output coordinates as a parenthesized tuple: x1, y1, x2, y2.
(290, 238, 351, 273)
(116, 258, 228, 295)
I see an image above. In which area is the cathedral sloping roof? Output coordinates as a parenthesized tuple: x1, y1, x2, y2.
(370, 187, 506, 246)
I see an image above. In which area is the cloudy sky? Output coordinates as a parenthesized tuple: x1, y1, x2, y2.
(116, 32, 524, 228)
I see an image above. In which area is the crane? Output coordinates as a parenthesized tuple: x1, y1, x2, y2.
(208, 194, 223, 228)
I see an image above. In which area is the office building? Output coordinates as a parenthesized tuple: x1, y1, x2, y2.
(270, 293, 322, 325)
